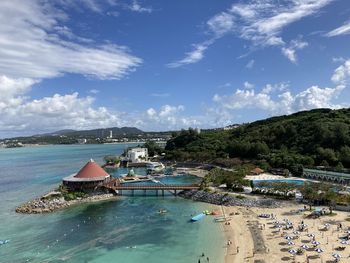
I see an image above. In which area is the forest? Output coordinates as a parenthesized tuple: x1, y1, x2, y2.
(165, 108, 350, 170)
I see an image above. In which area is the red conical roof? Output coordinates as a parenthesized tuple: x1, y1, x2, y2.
(74, 159, 110, 179)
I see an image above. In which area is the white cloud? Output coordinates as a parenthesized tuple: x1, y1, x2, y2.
(170, 0, 332, 66)
(0, 77, 122, 135)
(0, 0, 142, 80)
(141, 105, 199, 130)
(128, 0, 152, 13)
(213, 82, 345, 116)
(214, 85, 345, 115)
(207, 12, 235, 36)
(57, 0, 118, 14)
(326, 21, 350, 37)
(281, 38, 308, 63)
(167, 41, 214, 68)
(89, 89, 100, 94)
(243, 81, 254, 89)
(230, 0, 332, 47)
(246, 59, 255, 69)
(332, 57, 345, 63)
(332, 59, 350, 84)
(261, 83, 289, 94)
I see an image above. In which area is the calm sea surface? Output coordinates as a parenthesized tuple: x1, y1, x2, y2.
(0, 144, 225, 263)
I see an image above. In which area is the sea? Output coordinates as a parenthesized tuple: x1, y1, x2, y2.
(0, 144, 225, 263)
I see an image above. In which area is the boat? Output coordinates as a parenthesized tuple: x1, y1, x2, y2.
(191, 213, 205, 222)
(157, 209, 167, 214)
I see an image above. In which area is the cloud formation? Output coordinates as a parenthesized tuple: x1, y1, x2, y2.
(0, 0, 142, 80)
(213, 82, 345, 116)
(167, 40, 214, 68)
(326, 21, 350, 37)
(332, 59, 350, 84)
(281, 38, 308, 63)
(169, 0, 332, 66)
(128, 0, 153, 13)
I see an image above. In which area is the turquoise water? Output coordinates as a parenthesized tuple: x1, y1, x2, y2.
(253, 179, 305, 186)
(0, 144, 225, 263)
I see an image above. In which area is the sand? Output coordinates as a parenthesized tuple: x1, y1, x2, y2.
(218, 202, 350, 263)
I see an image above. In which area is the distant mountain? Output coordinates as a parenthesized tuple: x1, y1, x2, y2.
(36, 129, 76, 136)
(46, 127, 144, 138)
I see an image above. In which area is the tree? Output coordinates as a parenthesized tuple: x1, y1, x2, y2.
(298, 183, 319, 210)
(104, 155, 120, 165)
(144, 140, 162, 157)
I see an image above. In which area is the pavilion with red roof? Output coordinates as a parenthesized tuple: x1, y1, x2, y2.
(63, 159, 111, 191)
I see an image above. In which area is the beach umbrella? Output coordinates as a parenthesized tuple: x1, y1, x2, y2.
(285, 236, 293, 240)
(340, 240, 349, 245)
(292, 230, 300, 235)
(314, 248, 324, 253)
(312, 241, 320, 246)
(288, 249, 297, 255)
(332, 253, 341, 259)
(301, 244, 309, 249)
(287, 241, 295, 246)
(307, 233, 315, 238)
(324, 223, 330, 227)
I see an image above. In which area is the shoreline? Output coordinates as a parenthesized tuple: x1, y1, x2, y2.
(16, 192, 118, 214)
(216, 202, 350, 263)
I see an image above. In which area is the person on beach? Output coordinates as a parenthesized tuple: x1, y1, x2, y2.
(237, 246, 239, 253)
(206, 257, 209, 262)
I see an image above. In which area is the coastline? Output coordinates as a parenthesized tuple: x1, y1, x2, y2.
(16, 192, 118, 214)
(216, 202, 350, 263)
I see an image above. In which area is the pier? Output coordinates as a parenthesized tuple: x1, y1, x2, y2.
(102, 178, 200, 196)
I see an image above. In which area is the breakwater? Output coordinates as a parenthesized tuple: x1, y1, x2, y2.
(179, 190, 282, 208)
(16, 192, 117, 214)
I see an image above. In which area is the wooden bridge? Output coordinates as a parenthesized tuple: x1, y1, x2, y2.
(102, 178, 200, 196)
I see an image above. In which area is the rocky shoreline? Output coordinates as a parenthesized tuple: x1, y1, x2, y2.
(16, 192, 117, 214)
(179, 190, 283, 208)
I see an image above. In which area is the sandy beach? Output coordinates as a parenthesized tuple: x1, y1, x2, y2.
(218, 202, 350, 263)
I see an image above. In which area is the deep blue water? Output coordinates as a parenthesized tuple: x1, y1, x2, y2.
(0, 144, 225, 263)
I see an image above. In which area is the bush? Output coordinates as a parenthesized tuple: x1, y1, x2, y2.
(63, 191, 88, 201)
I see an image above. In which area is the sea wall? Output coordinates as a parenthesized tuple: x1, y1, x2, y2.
(179, 190, 282, 208)
(16, 193, 117, 214)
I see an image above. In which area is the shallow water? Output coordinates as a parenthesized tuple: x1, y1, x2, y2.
(0, 144, 225, 263)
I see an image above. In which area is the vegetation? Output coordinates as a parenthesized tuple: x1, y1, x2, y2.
(202, 167, 250, 192)
(165, 108, 350, 170)
(297, 182, 348, 211)
(58, 184, 88, 201)
(103, 155, 120, 165)
(143, 140, 163, 157)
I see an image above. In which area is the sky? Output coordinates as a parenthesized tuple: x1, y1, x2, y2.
(1, 0, 350, 138)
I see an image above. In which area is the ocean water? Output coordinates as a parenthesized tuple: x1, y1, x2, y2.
(0, 144, 225, 263)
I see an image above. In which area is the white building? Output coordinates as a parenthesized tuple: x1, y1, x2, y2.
(77, 138, 87, 144)
(127, 147, 148, 163)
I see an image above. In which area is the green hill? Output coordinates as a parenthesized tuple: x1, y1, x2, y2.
(165, 108, 350, 169)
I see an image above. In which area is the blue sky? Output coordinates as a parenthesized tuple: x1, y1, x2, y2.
(1, 0, 350, 137)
